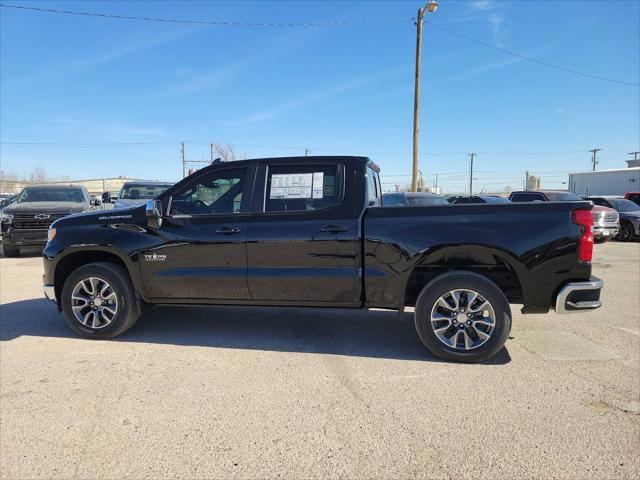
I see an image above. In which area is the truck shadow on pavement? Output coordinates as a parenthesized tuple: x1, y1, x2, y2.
(0, 298, 511, 364)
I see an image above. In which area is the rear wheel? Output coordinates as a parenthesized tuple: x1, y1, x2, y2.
(2, 243, 20, 257)
(617, 223, 634, 242)
(61, 262, 139, 339)
(414, 271, 511, 363)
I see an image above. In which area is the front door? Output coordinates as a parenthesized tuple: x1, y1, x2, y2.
(245, 160, 361, 306)
(139, 165, 253, 301)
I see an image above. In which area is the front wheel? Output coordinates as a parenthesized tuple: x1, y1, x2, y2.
(414, 271, 511, 363)
(616, 223, 634, 242)
(61, 262, 140, 339)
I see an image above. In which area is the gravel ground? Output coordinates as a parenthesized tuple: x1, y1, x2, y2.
(1, 241, 639, 479)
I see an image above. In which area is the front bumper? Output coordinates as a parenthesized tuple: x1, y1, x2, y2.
(555, 277, 604, 314)
(43, 284, 56, 303)
(2, 227, 48, 246)
(593, 224, 619, 238)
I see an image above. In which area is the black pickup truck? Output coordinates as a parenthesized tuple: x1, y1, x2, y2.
(42, 156, 603, 362)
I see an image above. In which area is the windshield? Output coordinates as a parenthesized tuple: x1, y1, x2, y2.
(406, 194, 449, 206)
(119, 183, 172, 200)
(16, 187, 84, 203)
(609, 199, 640, 213)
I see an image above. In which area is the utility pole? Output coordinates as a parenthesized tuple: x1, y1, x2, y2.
(525, 171, 529, 190)
(180, 142, 185, 178)
(305, 148, 310, 157)
(210, 143, 214, 163)
(418, 170, 424, 191)
(590, 148, 601, 171)
(468, 153, 476, 196)
(411, 1, 439, 192)
(629, 151, 640, 161)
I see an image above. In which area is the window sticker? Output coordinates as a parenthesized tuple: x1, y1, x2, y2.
(270, 172, 325, 199)
(312, 172, 324, 199)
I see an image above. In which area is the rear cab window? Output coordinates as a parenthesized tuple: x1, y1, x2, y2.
(510, 192, 546, 202)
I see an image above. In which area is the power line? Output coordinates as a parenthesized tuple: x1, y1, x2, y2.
(0, 4, 410, 27)
(424, 19, 639, 88)
(1, 3, 636, 87)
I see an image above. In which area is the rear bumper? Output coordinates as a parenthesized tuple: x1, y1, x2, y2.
(555, 277, 604, 314)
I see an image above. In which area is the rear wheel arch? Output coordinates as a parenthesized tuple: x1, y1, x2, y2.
(403, 246, 524, 307)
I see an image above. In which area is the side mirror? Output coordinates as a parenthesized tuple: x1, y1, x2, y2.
(145, 199, 163, 228)
(101, 192, 112, 203)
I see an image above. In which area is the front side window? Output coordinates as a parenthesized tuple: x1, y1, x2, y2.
(265, 164, 339, 212)
(170, 168, 246, 215)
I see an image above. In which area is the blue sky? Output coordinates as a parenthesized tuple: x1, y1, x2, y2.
(1, 0, 639, 193)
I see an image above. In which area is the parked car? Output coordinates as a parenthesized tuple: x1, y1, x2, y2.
(449, 195, 511, 204)
(508, 190, 583, 202)
(624, 192, 640, 206)
(584, 196, 640, 242)
(591, 205, 619, 242)
(1, 184, 100, 257)
(104, 181, 173, 209)
(382, 192, 449, 206)
(0, 193, 16, 211)
(43, 156, 602, 363)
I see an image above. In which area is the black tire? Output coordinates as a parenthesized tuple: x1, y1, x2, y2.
(414, 271, 511, 363)
(61, 262, 139, 339)
(616, 223, 634, 242)
(2, 243, 20, 257)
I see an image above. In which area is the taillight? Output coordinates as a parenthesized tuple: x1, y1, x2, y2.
(573, 209, 594, 262)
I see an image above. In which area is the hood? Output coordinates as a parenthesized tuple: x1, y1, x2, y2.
(3, 201, 86, 215)
(114, 198, 148, 209)
(51, 205, 141, 228)
(620, 210, 640, 220)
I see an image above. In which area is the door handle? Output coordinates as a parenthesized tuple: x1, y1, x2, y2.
(216, 226, 241, 234)
(320, 224, 350, 233)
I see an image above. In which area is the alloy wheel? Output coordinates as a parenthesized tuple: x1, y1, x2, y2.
(430, 289, 496, 350)
(71, 277, 118, 329)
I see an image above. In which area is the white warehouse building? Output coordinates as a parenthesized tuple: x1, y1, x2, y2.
(568, 167, 640, 196)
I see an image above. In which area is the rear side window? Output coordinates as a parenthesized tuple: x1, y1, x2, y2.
(510, 193, 546, 202)
(265, 164, 340, 212)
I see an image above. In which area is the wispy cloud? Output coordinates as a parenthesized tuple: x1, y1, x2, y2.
(427, 46, 551, 86)
(451, 0, 509, 47)
(223, 67, 408, 126)
(6, 26, 201, 87)
(156, 28, 323, 98)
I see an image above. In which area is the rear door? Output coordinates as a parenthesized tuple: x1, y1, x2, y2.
(245, 159, 361, 306)
(139, 165, 254, 301)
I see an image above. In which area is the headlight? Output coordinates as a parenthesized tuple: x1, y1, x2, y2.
(47, 227, 57, 242)
(0, 211, 13, 224)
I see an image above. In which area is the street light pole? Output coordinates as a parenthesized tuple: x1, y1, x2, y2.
(411, 1, 438, 192)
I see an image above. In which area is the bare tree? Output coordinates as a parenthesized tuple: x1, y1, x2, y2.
(213, 143, 246, 162)
(29, 167, 48, 184)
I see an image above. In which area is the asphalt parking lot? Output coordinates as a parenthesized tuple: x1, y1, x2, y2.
(1, 242, 639, 479)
